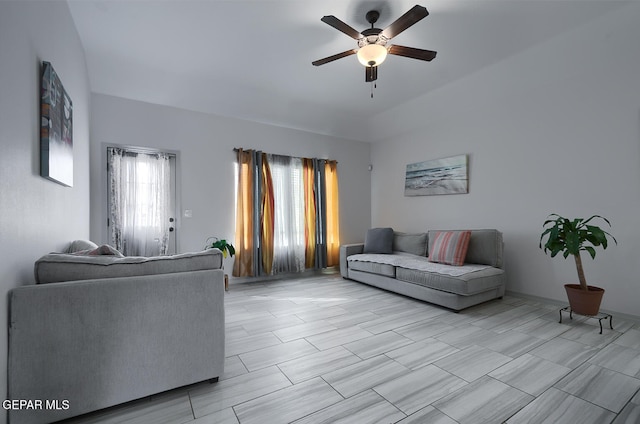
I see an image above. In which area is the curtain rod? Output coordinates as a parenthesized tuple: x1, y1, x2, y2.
(233, 148, 337, 163)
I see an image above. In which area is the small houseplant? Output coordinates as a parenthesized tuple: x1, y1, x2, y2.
(204, 237, 236, 258)
(539, 213, 617, 315)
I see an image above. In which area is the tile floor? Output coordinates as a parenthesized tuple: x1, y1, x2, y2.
(63, 273, 640, 424)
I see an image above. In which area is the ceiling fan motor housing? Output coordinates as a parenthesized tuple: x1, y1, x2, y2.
(358, 10, 388, 49)
(358, 29, 388, 48)
(365, 10, 380, 25)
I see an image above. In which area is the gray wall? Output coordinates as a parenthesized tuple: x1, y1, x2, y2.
(0, 0, 91, 417)
(89, 94, 372, 275)
(368, 3, 640, 316)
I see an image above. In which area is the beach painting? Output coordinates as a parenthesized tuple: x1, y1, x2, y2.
(405, 155, 468, 196)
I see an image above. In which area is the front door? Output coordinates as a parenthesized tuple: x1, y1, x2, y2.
(107, 146, 178, 256)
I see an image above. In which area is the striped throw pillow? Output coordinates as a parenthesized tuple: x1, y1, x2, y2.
(429, 231, 472, 266)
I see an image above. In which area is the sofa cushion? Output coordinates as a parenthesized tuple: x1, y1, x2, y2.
(34, 249, 224, 284)
(396, 266, 505, 296)
(363, 227, 394, 254)
(429, 231, 471, 266)
(348, 260, 396, 278)
(393, 232, 428, 256)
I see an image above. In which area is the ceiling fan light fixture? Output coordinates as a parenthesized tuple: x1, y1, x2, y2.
(357, 44, 387, 67)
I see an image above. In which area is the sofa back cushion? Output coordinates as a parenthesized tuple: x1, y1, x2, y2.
(363, 227, 394, 254)
(428, 229, 504, 268)
(34, 249, 224, 284)
(393, 232, 428, 256)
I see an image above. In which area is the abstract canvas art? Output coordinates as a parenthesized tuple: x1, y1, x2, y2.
(41, 61, 73, 187)
(405, 154, 468, 196)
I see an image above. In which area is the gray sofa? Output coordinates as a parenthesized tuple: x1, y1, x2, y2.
(8, 244, 225, 424)
(340, 229, 505, 311)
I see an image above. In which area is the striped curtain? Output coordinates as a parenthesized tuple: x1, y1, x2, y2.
(233, 149, 340, 276)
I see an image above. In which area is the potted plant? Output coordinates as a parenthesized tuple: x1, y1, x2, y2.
(204, 237, 236, 259)
(539, 213, 617, 315)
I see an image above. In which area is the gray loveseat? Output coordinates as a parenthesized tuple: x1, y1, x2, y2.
(340, 229, 505, 311)
(8, 243, 225, 424)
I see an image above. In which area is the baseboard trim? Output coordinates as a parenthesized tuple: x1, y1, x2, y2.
(230, 267, 339, 285)
(506, 290, 640, 324)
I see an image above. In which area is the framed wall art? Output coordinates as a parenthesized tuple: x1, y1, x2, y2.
(41, 61, 73, 187)
(405, 154, 468, 196)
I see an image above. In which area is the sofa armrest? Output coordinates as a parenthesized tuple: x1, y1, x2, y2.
(340, 243, 364, 278)
(8, 269, 225, 424)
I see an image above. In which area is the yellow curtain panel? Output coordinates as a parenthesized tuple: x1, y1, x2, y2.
(233, 149, 254, 277)
(325, 160, 340, 267)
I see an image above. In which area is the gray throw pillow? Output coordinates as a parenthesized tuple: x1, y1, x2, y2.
(71, 244, 125, 257)
(363, 227, 394, 254)
(65, 240, 99, 253)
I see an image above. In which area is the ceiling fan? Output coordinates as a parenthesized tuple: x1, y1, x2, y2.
(312, 4, 437, 85)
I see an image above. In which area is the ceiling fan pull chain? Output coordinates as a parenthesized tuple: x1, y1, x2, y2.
(370, 81, 378, 99)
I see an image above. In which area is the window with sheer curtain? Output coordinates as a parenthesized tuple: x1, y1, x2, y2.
(232, 149, 340, 277)
(107, 147, 172, 256)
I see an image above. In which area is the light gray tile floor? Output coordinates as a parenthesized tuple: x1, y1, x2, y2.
(63, 274, 640, 424)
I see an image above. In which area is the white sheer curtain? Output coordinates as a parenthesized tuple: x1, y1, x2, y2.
(268, 154, 305, 273)
(108, 148, 171, 256)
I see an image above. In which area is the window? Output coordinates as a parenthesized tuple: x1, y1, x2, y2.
(269, 154, 305, 273)
(232, 149, 340, 277)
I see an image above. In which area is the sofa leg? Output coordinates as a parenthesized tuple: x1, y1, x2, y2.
(209, 377, 219, 384)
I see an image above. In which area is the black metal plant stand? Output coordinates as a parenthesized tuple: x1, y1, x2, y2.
(559, 306, 613, 334)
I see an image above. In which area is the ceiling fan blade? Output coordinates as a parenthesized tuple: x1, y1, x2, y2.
(321, 15, 363, 40)
(381, 5, 429, 39)
(312, 49, 358, 66)
(388, 45, 437, 61)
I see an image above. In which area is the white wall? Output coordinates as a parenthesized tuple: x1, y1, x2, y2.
(0, 0, 91, 417)
(89, 94, 372, 273)
(368, 3, 640, 317)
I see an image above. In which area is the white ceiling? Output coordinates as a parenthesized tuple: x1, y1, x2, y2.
(67, 0, 624, 142)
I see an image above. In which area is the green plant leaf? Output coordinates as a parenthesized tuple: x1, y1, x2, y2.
(539, 214, 616, 264)
(204, 237, 236, 257)
(565, 231, 580, 255)
(583, 246, 596, 260)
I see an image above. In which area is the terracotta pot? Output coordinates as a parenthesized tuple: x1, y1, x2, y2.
(564, 284, 605, 316)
